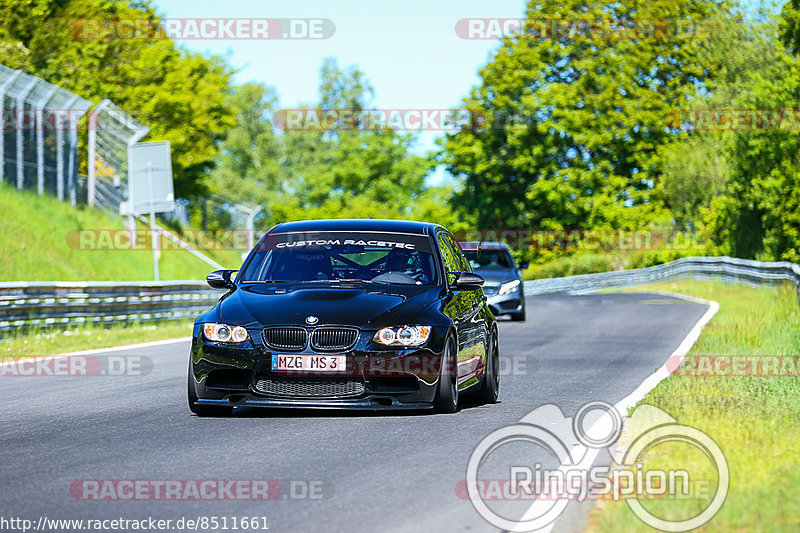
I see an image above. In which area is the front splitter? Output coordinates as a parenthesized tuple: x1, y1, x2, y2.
(196, 397, 433, 411)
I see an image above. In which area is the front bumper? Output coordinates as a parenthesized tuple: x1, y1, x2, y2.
(190, 327, 446, 410)
(195, 396, 433, 411)
(484, 286, 525, 315)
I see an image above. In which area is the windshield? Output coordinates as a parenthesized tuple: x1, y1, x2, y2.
(240, 231, 437, 285)
(464, 250, 515, 270)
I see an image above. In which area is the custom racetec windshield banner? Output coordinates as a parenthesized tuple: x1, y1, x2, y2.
(254, 231, 433, 253)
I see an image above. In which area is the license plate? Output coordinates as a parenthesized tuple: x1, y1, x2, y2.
(271, 354, 347, 372)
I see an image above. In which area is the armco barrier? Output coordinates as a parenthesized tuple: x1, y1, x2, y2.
(1, 256, 798, 333)
(0, 280, 223, 332)
(524, 256, 800, 295)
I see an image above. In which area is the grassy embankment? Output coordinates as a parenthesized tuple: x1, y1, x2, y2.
(0, 183, 241, 355)
(587, 280, 800, 531)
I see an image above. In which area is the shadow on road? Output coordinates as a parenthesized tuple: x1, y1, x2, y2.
(190, 400, 499, 419)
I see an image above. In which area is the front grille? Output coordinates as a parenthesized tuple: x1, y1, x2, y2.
(254, 375, 365, 398)
(263, 327, 308, 351)
(499, 299, 520, 310)
(483, 286, 499, 295)
(310, 327, 359, 351)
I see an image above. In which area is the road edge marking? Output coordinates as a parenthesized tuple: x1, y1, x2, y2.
(0, 336, 192, 368)
(513, 292, 720, 533)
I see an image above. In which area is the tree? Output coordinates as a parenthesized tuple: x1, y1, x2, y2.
(696, 7, 800, 261)
(206, 58, 440, 228)
(439, 0, 731, 234)
(0, 0, 235, 197)
(271, 59, 433, 222)
(208, 82, 282, 206)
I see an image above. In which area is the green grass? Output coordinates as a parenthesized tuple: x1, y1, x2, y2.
(0, 320, 193, 360)
(522, 248, 701, 280)
(588, 281, 800, 532)
(0, 182, 242, 281)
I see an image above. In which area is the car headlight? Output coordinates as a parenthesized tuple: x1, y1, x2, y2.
(373, 326, 432, 347)
(203, 323, 249, 343)
(498, 279, 521, 295)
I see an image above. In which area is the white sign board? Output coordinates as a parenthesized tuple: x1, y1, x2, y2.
(127, 141, 175, 215)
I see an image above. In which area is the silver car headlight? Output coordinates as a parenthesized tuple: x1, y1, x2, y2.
(203, 323, 249, 343)
(498, 279, 521, 295)
(373, 326, 432, 347)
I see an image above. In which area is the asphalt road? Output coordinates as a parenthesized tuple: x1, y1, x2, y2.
(0, 292, 708, 533)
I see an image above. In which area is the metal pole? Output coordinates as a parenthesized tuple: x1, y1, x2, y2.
(245, 205, 263, 250)
(147, 162, 160, 281)
(36, 86, 57, 195)
(56, 114, 65, 200)
(58, 95, 79, 201)
(87, 100, 111, 207)
(16, 77, 38, 190)
(87, 112, 98, 206)
(67, 122, 79, 206)
(0, 70, 22, 183)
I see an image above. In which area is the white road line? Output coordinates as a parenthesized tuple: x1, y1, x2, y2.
(512, 292, 720, 533)
(0, 336, 191, 368)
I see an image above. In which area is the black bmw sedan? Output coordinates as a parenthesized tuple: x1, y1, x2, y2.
(188, 219, 500, 415)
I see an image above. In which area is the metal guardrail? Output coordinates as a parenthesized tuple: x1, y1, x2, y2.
(0, 281, 223, 332)
(1, 256, 798, 333)
(524, 256, 800, 295)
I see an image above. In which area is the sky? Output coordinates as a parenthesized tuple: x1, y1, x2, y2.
(155, 0, 767, 185)
(157, 0, 527, 183)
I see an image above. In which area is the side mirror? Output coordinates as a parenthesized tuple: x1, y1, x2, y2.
(518, 261, 530, 270)
(207, 269, 237, 289)
(450, 271, 485, 291)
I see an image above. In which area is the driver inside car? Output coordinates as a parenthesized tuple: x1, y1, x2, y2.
(384, 249, 414, 274)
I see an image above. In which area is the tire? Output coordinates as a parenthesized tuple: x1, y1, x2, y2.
(510, 307, 526, 321)
(188, 363, 233, 417)
(433, 336, 459, 413)
(477, 330, 500, 404)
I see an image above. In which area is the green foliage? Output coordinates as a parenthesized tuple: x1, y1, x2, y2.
(676, 8, 800, 262)
(522, 246, 701, 280)
(0, 0, 235, 197)
(780, 0, 800, 53)
(207, 82, 282, 208)
(439, 0, 730, 232)
(524, 252, 622, 279)
(209, 58, 450, 228)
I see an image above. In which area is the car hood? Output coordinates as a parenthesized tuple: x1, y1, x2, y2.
(472, 269, 519, 286)
(218, 283, 442, 328)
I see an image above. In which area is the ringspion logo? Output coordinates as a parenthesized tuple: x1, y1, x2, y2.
(465, 402, 728, 531)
